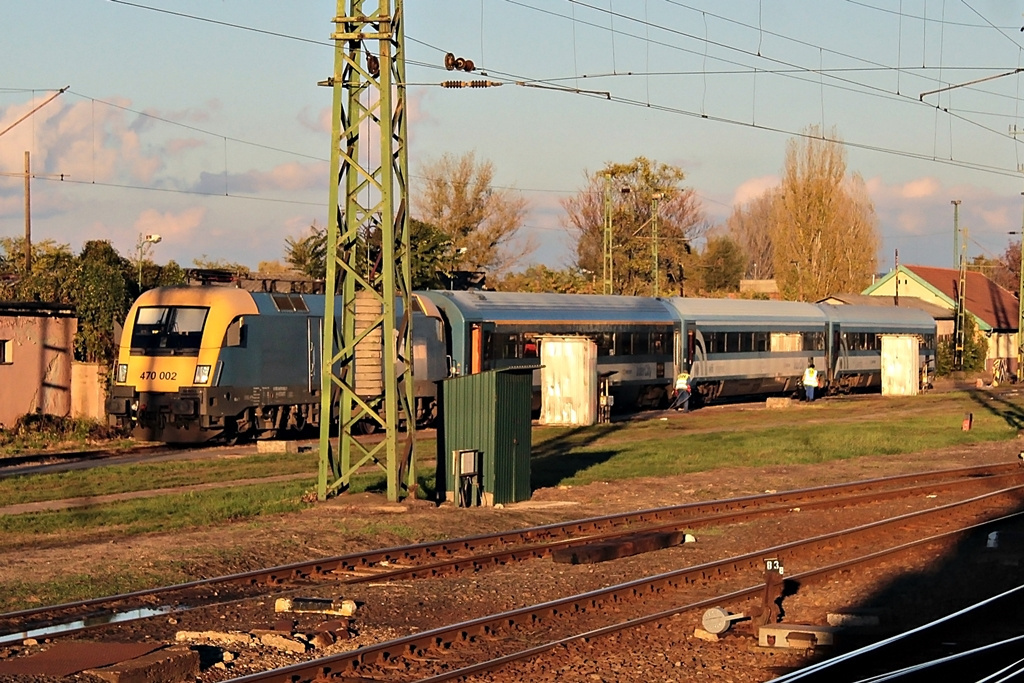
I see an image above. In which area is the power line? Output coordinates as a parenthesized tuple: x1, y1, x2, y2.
(845, 0, 1019, 29)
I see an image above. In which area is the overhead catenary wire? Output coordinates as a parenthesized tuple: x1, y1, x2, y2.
(2, 0, 1019, 239)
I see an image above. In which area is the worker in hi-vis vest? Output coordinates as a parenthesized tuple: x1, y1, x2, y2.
(802, 359, 819, 402)
(670, 368, 691, 412)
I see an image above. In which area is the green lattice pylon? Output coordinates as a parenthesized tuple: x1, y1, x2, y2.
(318, 0, 415, 502)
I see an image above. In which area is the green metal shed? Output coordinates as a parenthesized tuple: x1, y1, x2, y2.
(439, 366, 538, 506)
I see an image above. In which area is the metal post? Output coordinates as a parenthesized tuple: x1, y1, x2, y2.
(952, 199, 961, 268)
(651, 193, 662, 298)
(318, 0, 414, 502)
(23, 151, 31, 273)
(603, 173, 613, 295)
(1018, 193, 1024, 382)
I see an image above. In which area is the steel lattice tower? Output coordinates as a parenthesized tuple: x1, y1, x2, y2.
(317, 0, 415, 502)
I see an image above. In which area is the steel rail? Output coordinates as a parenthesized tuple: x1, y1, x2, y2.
(1, 461, 1014, 636)
(339, 469, 1024, 585)
(222, 484, 1024, 683)
(415, 509, 1024, 683)
(0, 460, 1018, 651)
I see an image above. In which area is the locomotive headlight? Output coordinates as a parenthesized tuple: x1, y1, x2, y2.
(194, 365, 212, 384)
(116, 364, 128, 383)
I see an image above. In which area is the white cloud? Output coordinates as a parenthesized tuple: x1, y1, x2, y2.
(731, 175, 778, 205)
(133, 206, 207, 242)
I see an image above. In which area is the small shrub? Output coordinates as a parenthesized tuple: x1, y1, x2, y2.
(0, 413, 126, 448)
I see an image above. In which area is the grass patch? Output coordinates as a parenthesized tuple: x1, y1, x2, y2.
(0, 480, 312, 547)
(0, 452, 321, 506)
(0, 567, 193, 614)
(0, 414, 129, 456)
(531, 390, 1023, 488)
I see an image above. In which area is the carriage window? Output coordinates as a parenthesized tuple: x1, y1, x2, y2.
(615, 333, 632, 356)
(802, 332, 825, 351)
(489, 332, 521, 359)
(651, 332, 665, 354)
(704, 331, 723, 354)
(771, 333, 803, 352)
(739, 332, 754, 353)
(594, 332, 614, 356)
(754, 332, 769, 352)
(632, 332, 650, 355)
(523, 334, 538, 358)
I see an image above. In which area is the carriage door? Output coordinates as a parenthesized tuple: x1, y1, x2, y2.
(307, 317, 323, 394)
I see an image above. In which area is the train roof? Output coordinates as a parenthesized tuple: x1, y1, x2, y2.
(416, 291, 677, 324)
(133, 286, 257, 310)
(662, 297, 827, 323)
(817, 303, 936, 330)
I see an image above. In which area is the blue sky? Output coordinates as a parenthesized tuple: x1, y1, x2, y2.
(4, 0, 1024, 275)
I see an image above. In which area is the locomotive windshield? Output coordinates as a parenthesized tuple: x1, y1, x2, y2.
(130, 306, 209, 356)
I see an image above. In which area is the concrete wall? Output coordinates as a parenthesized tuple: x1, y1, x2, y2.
(0, 315, 77, 429)
(72, 361, 107, 420)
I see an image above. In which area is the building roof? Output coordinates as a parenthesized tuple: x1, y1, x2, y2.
(0, 301, 76, 318)
(817, 293, 952, 320)
(865, 265, 1019, 332)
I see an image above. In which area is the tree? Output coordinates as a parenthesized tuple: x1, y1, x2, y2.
(284, 222, 327, 280)
(698, 235, 747, 294)
(493, 265, 597, 294)
(192, 256, 250, 275)
(936, 314, 987, 375)
(71, 240, 134, 363)
(415, 152, 533, 277)
(726, 190, 776, 279)
(990, 243, 1019, 293)
(563, 157, 707, 296)
(0, 238, 76, 303)
(155, 260, 188, 287)
(770, 126, 880, 301)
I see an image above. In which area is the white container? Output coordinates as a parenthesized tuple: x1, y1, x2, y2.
(881, 334, 920, 396)
(539, 336, 598, 426)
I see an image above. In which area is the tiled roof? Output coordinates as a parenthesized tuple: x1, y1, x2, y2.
(906, 265, 1019, 331)
(819, 293, 952, 319)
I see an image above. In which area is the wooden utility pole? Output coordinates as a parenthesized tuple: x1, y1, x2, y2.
(23, 152, 31, 272)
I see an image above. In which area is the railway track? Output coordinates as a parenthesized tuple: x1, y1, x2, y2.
(2, 462, 1022, 666)
(222, 485, 1024, 682)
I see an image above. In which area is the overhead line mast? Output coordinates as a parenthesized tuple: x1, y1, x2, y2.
(317, 0, 415, 502)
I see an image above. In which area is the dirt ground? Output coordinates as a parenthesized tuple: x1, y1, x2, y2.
(3, 411, 1023, 682)
(3, 433, 1020, 606)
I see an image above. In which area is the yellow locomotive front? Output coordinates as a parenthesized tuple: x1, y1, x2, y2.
(107, 287, 257, 442)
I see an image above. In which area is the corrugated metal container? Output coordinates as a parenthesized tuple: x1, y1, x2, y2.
(539, 336, 597, 426)
(439, 367, 536, 506)
(881, 334, 920, 396)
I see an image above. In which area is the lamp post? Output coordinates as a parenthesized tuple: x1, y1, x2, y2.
(137, 233, 161, 287)
(650, 192, 663, 297)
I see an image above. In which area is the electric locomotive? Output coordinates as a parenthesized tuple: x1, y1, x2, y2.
(106, 285, 447, 442)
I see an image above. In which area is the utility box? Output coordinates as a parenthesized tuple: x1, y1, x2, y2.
(439, 366, 537, 506)
(881, 334, 920, 396)
(539, 336, 598, 426)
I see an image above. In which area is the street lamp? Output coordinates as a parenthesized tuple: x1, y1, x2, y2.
(137, 233, 161, 287)
(650, 192, 664, 297)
